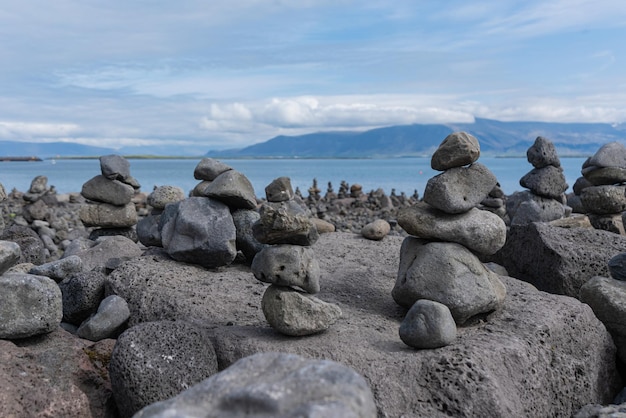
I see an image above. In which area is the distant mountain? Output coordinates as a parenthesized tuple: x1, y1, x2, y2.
(0, 141, 117, 158)
(208, 118, 626, 158)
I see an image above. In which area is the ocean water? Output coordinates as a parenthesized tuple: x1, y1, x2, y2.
(0, 157, 588, 198)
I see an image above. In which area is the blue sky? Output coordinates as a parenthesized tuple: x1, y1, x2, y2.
(1, 0, 626, 154)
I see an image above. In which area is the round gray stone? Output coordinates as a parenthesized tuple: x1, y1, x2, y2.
(431, 132, 480, 171)
(399, 299, 457, 349)
(251, 245, 320, 294)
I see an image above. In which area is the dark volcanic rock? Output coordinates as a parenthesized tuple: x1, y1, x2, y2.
(489, 222, 626, 297)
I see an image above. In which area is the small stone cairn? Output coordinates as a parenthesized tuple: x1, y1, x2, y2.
(575, 142, 626, 234)
(251, 176, 342, 336)
(506, 136, 569, 226)
(155, 157, 259, 267)
(394, 131, 507, 349)
(79, 155, 140, 239)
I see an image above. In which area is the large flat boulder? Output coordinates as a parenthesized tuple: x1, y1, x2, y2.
(489, 222, 626, 297)
(106, 233, 620, 417)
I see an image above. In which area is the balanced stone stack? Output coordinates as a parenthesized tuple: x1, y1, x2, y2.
(251, 176, 342, 336)
(395, 132, 507, 349)
(79, 155, 140, 240)
(156, 158, 260, 267)
(506, 137, 569, 226)
(577, 142, 626, 234)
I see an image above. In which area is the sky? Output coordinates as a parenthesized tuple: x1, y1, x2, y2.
(2, 0, 626, 154)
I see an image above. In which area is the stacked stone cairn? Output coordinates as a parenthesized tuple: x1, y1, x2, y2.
(79, 155, 140, 240)
(154, 158, 260, 267)
(506, 136, 569, 226)
(394, 132, 507, 349)
(251, 176, 342, 336)
(574, 142, 626, 234)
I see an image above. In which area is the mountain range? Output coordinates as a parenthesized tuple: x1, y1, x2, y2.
(208, 118, 626, 158)
(1, 118, 625, 158)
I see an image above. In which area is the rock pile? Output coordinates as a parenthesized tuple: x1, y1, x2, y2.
(506, 136, 569, 225)
(79, 155, 140, 240)
(139, 157, 263, 267)
(395, 131, 507, 348)
(251, 176, 342, 336)
(576, 142, 626, 233)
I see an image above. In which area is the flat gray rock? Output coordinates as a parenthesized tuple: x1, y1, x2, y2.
(583, 141, 626, 169)
(29, 255, 83, 282)
(397, 202, 506, 255)
(392, 238, 506, 325)
(193, 158, 232, 181)
(583, 166, 626, 186)
(261, 285, 341, 336)
(399, 299, 457, 349)
(489, 222, 626, 297)
(110, 320, 219, 418)
(581, 185, 626, 214)
(81, 175, 135, 206)
(251, 244, 321, 293)
(201, 170, 257, 210)
(79, 202, 138, 228)
(0, 273, 62, 339)
(74, 235, 143, 272)
(423, 162, 498, 214)
(430, 131, 480, 171)
(134, 352, 376, 418)
(519, 165, 568, 198)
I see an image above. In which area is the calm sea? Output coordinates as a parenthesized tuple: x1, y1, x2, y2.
(0, 157, 588, 198)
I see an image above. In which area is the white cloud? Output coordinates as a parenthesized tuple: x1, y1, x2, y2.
(0, 121, 81, 140)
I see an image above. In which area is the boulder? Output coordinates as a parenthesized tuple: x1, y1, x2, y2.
(251, 244, 321, 294)
(159, 197, 237, 268)
(134, 352, 376, 418)
(423, 163, 498, 214)
(430, 132, 480, 171)
(261, 285, 341, 336)
(102, 232, 620, 417)
(399, 299, 457, 349)
(109, 320, 219, 418)
(0, 273, 62, 339)
(489, 222, 626, 297)
(392, 238, 506, 325)
(0, 329, 117, 417)
(583, 142, 626, 170)
(398, 202, 506, 255)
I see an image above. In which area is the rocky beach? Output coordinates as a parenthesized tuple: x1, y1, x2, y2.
(3, 133, 626, 417)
